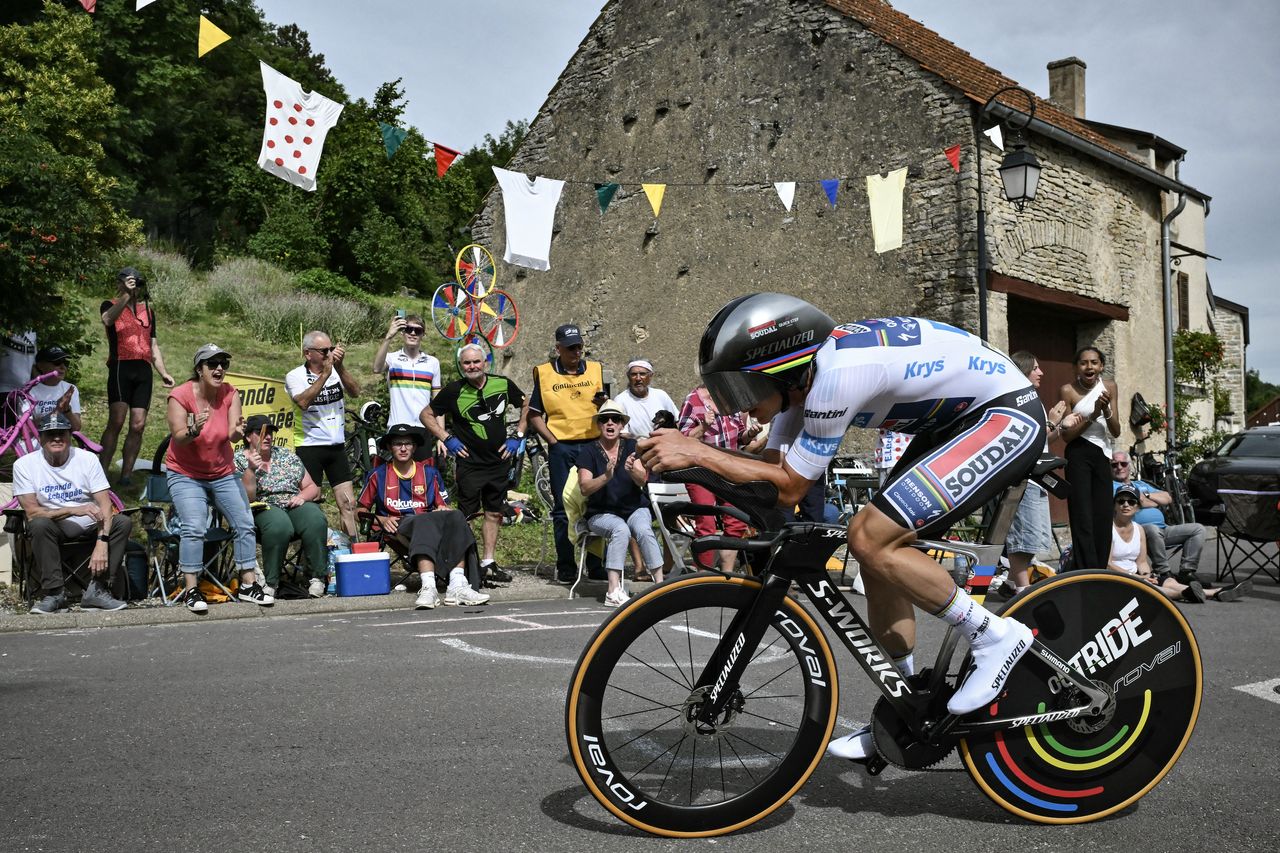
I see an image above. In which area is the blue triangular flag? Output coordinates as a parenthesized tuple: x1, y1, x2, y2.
(821, 179, 840, 208)
(379, 122, 408, 159)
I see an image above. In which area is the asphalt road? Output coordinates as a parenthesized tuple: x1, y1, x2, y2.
(2, 578, 1278, 853)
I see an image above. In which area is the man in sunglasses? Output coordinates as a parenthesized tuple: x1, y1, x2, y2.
(527, 323, 609, 583)
(423, 343, 528, 584)
(373, 312, 441, 461)
(285, 329, 363, 539)
(1110, 449, 1207, 585)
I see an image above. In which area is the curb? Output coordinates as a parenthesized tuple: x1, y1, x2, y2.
(0, 571, 619, 634)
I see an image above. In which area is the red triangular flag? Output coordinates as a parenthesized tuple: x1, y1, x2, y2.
(433, 143, 460, 178)
(79, 0, 96, 11)
(945, 144, 961, 172)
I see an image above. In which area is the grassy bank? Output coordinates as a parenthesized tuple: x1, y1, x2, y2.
(54, 248, 547, 569)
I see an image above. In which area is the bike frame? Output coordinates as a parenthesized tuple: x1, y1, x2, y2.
(684, 480, 1111, 744)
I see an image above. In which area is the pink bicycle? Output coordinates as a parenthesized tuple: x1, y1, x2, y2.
(1, 371, 119, 510)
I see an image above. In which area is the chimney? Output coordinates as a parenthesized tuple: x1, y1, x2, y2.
(1047, 57, 1086, 118)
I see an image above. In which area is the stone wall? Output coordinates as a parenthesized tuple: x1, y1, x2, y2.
(1214, 304, 1247, 431)
(471, 0, 1171, 445)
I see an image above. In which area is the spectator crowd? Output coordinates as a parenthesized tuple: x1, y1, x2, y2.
(1, 270, 1253, 616)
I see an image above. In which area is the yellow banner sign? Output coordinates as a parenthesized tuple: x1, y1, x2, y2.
(227, 372, 294, 448)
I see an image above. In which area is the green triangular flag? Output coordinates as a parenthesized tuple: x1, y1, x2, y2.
(595, 182, 620, 215)
(379, 122, 408, 159)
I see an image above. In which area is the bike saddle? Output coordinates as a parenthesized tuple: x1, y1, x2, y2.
(660, 467, 789, 532)
(1030, 454, 1066, 476)
(1029, 454, 1069, 499)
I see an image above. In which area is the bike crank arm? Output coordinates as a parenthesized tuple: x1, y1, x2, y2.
(687, 573, 792, 727)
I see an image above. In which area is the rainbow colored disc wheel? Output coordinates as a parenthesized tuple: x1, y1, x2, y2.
(455, 243, 496, 300)
(431, 283, 476, 340)
(960, 571, 1201, 824)
(477, 289, 520, 348)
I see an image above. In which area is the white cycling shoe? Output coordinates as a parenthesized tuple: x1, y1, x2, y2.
(947, 618, 1034, 716)
(826, 724, 875, 760)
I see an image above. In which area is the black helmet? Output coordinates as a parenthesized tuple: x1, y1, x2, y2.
(699, 293, 835, 414)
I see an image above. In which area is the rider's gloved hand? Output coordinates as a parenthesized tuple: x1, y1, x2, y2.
(444, 436, 466, 456)
(503, 438, 521, 456)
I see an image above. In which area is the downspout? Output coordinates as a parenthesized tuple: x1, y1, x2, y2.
(1161, 164, 1187, 451)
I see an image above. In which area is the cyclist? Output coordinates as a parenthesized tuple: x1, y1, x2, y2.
(638, 293, 1045, 762)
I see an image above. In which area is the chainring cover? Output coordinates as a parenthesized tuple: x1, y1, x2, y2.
(870, 676, 957, 771)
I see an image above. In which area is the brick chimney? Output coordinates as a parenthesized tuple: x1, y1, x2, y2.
(1047, 57, 1086, 118)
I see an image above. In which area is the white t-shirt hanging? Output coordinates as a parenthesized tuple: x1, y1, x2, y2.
(492, 167, 565, 271)
(284, 366, 347, 446)
(257, 61, 344, 192)
(22, 381, 81, 420)
(13, 447, 110, 531)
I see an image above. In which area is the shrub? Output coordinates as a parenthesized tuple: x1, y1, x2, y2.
(246, 195, 329, 271)
(241, 292, 380, 346)
(204, 256, 294, 315)
(294, 267, 373, 306)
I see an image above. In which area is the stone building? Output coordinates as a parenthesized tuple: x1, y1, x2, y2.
(471, 0, 1244, 459)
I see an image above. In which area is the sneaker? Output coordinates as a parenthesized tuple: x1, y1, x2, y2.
(237, 582, 275, 607)
(555, 567, 577, 585)
(827, 724, 875, 761)
(603, 589, 629, 608)
(394, 583, 409, 592)
(444, 583, 491, 606)
(80, 580, 127, 612)
(308, 578, 326, 598)
(262, 584, 276, 599)
(415, 586, 440, 610)
(947, 618, 1034, 716)
(483, 563, 513, 584)
(30, 592, 67, 615)
(1180, 580, 1207, 604)
(183, 587, 208, 614)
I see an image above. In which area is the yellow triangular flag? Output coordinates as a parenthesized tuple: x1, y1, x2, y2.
(642, 183, 666, 218)
(198, 16, 231, 58)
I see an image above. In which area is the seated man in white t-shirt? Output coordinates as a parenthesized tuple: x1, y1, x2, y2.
(23, 345, 82, 432)
(12, 413, 130, 615)
(612, 359, 677, 440)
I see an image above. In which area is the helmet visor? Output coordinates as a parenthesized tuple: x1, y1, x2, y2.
(702, 370, 782, 415)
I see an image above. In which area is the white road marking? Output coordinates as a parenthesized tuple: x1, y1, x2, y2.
(364, 608, 594, 628)
(1234, 677, 1280, 705)
(413, 622, 602, 639)
(438, 637, 579, 665)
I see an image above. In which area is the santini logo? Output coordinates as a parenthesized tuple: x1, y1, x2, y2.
(804, 407, 849, 420)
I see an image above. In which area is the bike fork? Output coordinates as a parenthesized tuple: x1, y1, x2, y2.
(688, 574, 793, 727)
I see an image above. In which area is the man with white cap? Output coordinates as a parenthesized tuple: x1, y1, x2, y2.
(612, 359, 677, 440)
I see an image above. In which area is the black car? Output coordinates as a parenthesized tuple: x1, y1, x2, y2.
(1186, 425, 1280, 525)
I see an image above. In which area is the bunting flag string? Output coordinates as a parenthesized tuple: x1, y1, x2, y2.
(595, 182, 619, 215)
(198, 15, 231, 58)
(945, 144, 961, 173)
(774, 181, 795, 211)
(642, 183, 666, 218)
(432, 143, 460, 177)
(379, 122, 408, 159)
(821, 178, 840, 208)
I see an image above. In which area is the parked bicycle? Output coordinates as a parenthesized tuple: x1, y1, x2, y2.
(1135, 444, 1195, 525)
(344, 401, 386, 492)
(1, 371, 104, 483)
(565, 459, 1202, 836)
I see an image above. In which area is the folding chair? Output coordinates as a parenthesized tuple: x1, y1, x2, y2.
(140, 441, 238, 605)
(4, 509, 97, 604)
(1215, 472, 1280, 584)
(649, 481, 694, 578)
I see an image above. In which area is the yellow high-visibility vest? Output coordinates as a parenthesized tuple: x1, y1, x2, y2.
(534, 360, 603, 441)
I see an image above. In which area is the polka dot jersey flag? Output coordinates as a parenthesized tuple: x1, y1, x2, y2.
(257, 61, 344, 191)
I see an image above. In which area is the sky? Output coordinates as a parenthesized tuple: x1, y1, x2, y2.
(253, 0, 1279, 381)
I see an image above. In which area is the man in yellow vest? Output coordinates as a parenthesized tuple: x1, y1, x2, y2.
(528, 323, 608, 582)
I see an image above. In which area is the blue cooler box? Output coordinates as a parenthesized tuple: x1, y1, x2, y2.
(334, 552, 391, 596)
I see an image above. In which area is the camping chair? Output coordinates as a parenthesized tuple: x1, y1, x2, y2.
(561, 467, 613, 601)
(4, 509, 99, 605)
(1215, 472, 1280, 584)
(648, 481, 695, 578)
(140, 440, 238, 605)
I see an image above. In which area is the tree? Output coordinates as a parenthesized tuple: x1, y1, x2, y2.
(0, 2, 141, 349)
(1245, 368, 1280, 416)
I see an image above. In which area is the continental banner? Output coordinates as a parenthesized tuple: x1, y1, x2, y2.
(228, 371, 294, 448)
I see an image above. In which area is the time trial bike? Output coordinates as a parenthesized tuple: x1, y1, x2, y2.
(565, 458, 1202, 837)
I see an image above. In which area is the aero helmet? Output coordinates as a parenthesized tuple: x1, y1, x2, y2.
(698, 293, 835, 414)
